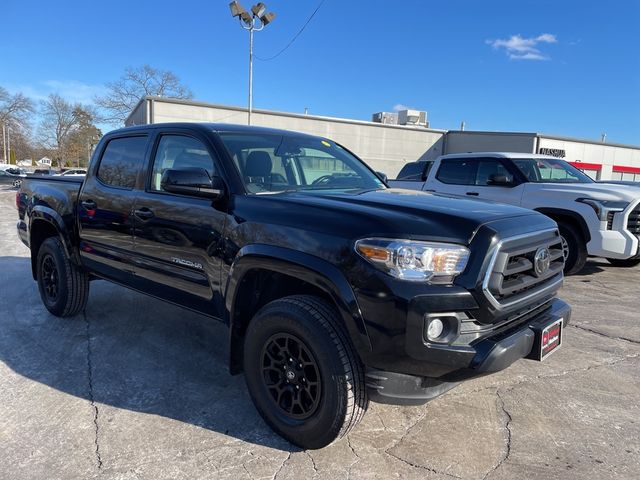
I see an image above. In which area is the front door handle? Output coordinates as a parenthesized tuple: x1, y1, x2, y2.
(81, 200, 97, 210)
(466, 192, 479, 196)
(134, 207, 155, 220)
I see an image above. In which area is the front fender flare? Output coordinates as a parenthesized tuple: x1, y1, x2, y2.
(225, 245, 372, 373)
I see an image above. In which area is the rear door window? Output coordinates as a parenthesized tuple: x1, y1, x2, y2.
(149, 135, 216, 192)
(97, 136, 148, 189)
(436, 159, 477, 185)
(396, 162, 432, 181)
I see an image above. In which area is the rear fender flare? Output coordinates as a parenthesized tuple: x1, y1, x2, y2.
(29, 206, 79, 266)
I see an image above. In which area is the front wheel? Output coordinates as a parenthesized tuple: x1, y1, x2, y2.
(37, 237, 89, 317)
(243, 295, 368, 449)
(606, 257, 640, 268)
(558, 222, 588, 275)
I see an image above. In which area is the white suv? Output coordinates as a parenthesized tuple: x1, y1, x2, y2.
(389, 152, 640, 274)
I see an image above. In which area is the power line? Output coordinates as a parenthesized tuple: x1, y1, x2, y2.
(255, 0, 326, 61)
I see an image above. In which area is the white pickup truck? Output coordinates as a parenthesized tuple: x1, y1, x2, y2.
(388, 152, 640, 274)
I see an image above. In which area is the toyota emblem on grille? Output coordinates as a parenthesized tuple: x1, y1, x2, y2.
(533, 247, 551, 277)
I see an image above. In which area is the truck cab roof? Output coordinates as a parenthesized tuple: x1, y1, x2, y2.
(109, 122, 323, 140)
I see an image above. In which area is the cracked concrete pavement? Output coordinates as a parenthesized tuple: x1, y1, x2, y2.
(0, 188, 638, 479)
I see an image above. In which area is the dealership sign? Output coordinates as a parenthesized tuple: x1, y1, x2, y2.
(538, 147, 566, 158)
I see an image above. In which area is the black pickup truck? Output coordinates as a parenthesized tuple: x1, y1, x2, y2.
(17, 123, 570, 449)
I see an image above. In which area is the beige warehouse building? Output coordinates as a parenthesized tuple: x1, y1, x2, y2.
(126, 97, 640, 181)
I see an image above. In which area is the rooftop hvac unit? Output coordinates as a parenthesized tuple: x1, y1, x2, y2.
(372, 112, 398, 125)
(397, 109, 428, 127)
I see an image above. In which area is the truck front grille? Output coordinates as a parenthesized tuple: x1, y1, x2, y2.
(627, 206, 640, 235)
(483, 229, 564, 309)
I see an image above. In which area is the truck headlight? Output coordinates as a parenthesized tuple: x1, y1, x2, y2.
(355, 238, 470, 282)
(576, 198, 629, 221)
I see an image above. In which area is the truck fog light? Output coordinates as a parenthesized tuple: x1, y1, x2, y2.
(426, 318, 444, 341)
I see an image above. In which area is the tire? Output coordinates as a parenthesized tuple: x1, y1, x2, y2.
(558, 222, 588, 275)
(36, 237, 89, 317)
(606, 257, 640, 267)
(243, 295, 368, 449)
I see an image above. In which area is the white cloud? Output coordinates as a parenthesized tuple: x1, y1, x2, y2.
(486, 33, 557, 61)
(393, 103, 413, 111)
(7, 80, 106, 104)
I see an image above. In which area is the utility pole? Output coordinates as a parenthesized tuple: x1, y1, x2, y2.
(7, 126, 10, 164)
(248, 24, 254, 125)
(229, 2, 277, 125)
(2, 123, 6, 164)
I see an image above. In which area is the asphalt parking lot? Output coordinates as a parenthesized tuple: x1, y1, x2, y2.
(0, 187, 638, 480)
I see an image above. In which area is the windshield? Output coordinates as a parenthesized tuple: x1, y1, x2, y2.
(513, 158, 594, 184)
(218, 132, 385, 194)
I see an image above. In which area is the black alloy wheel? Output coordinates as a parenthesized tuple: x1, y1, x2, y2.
(261, 333, 321, 420)
(40, 254, 59, 302)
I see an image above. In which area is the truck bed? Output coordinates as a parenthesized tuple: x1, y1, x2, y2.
(17, 176, 84, 245)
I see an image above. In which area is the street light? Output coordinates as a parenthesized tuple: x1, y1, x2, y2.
(229, 1, 276, 125)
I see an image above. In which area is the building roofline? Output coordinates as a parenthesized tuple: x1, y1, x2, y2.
(132, 96, 448, 134)
(125, 98, 638, 151)
(448, 130, 640, 151)
(536, 132, 640, 150)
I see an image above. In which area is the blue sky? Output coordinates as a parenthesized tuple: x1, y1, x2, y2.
(4, 0, 639, 144)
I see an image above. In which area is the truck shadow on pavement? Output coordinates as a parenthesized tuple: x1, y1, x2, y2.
(0, 256, 298, 453)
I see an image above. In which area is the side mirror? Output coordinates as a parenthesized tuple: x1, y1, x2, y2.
(487, 173, 515, 187)
(375, 171, 388, 183)
(160, 168, 224, 199)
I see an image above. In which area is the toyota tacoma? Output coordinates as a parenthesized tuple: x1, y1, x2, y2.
(17, 123, 570, 449)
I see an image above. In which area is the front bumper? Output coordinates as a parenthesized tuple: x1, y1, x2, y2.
(587, 229, 639, 259)
(587, 202, 640, 259)
(366, 298, 571, 405)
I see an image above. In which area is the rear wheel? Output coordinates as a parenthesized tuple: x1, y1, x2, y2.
(243, 295, 367, 449)
(606, 257, 640, 268)
(558, 222, 587, 275)
(37, 237, 89, 317)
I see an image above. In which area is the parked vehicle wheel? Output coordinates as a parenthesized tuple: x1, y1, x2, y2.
(37, 237, 89, 317)
(243, 295, 367, 449)
(606, 257, 640, 267)
(558, 223, 587, 275)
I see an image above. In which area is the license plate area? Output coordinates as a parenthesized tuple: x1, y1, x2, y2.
(528, 318, 563, 361)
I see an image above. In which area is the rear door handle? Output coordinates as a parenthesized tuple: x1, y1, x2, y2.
(134, 207, 155, 220)
(466, 192, 479, 196)
(81, 200, 97, 210)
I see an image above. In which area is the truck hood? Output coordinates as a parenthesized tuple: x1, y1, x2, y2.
(240, 188, 553, 245)
(527, 182, 640, 202)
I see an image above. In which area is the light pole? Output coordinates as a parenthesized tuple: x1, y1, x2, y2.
(229, 1, 276, 125)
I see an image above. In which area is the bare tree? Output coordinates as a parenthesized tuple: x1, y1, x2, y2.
(0, 87, 34, 128)
(39, 94, 100, 167)
(1, 86, 35, 163)
(7, 128, 35, 164)
(95, 65, 193, 124)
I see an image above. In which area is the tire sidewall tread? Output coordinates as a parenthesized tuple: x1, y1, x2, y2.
(243, 294, 367, 449)
(36, 237, 89, 317)
(558, 222, 588, 275)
